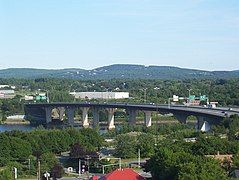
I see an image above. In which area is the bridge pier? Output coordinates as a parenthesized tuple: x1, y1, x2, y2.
(107, 108, 116, 130)
(45, 107, 53, 124)
(58, 107, 65, 121)
(196, 116, 210, 132)
(66, 108, 75, 125)
(144, 111, 152, 127)
(128, 109, 137, 125)
(81, 107, 90, 128)
(92, 107, 100, 127)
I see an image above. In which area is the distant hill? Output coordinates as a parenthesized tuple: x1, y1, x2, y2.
(0, 64, 239, 79)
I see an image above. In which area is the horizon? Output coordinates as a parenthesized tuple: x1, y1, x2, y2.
(0, 1, 239, 71)
(0, 63, 238, 72)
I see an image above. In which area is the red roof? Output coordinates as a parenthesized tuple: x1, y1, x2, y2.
(90, 175, 99, 180)
(99, 168, 146, 180)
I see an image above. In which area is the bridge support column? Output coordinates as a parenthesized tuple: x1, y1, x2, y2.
(128, 109, 137, 125)
(196, 116, 210, 132)
(144, 111, 152, 127)
(58, 107, 65, 121)
(81, 107, 90, 128)
(45, 107, 52, 124)
(92, 107, 100, 127)
(66, 108, 75, 125)
(107, 108, 116, 130)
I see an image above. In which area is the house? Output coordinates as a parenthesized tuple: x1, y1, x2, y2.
(90, 168, 146, 180)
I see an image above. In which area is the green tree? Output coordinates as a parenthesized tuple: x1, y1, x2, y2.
(9, 137, 32, 160)
(0, 167, 13, 180)
(70, 142, 87, 158)
(40, 152, 59, 174)
(145, 147, 228, 180)
(115, 134, 137, 158)
(50, 163, 64, 180)
(137, 133, 155, 158)
(0, 134, 11, 166)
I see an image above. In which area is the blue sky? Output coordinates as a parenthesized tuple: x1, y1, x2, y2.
(0, 0, 238, 70)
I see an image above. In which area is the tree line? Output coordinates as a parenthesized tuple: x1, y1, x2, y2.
(0, 128, 103, 179)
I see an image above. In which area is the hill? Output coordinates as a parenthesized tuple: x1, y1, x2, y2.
(0, 64, 238, 79)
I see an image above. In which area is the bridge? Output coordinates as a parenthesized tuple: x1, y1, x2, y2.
(24, 102, 239, 130)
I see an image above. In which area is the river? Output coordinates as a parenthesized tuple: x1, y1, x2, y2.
(0, 124, 35, 132)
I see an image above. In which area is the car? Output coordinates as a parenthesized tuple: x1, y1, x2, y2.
(221, 111, 228, 116)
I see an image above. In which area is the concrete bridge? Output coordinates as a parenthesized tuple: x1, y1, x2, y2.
(24, 102, 239, 130)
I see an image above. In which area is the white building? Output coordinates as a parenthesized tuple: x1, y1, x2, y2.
(70, 92, 129, 100)
(0, 85, 16, 89)
(0, 85, 9, 89)
(24, 95, 34, 101)
(0, 89, 15, 99)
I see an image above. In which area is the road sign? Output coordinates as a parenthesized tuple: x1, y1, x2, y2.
(173, 95, 179, 102)
(36, 95, 47, 101)
(200, 95, 207, 101)
(41, 96, 47, 100)
(189, 95, 195, 101)
(44, 172, 50, 180)
(13, 167, 17, 179)
(67, 167, 73, 172)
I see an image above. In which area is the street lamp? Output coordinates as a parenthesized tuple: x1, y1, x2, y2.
(187, 89, 192, 98)
(187, 89, 193, 105)
(46, 90, 49, 103)
(138, 149, 141, 168)
(168, 98, 173, 109)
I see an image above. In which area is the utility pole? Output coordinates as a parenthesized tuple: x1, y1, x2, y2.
(119, 158, 122, 170)
(78, 159, 81, 177)
(28, 159, 31, 171)
(37, 160, 40, 180)
(13, 167, 17, 180)
(46, 90, 49, 103)
(168, 98, 172, 109)
(138, 149, 141, 168)
(144, 88, 147, 103)
(156, 104, 159, 146)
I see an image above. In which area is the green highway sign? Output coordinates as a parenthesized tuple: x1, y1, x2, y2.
(200, 95, 207, 101)
(189, 95, 195, 101)
(35, 95, 47, 101)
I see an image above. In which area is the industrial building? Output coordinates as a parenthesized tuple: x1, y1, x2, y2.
(0, 89, 15, 99)
(70, 92, 129, 100)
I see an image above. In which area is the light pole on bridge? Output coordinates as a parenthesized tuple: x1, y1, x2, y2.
(187, 89, 192, 98)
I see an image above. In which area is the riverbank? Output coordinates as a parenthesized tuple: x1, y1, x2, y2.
(1, 118, 30, 125)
